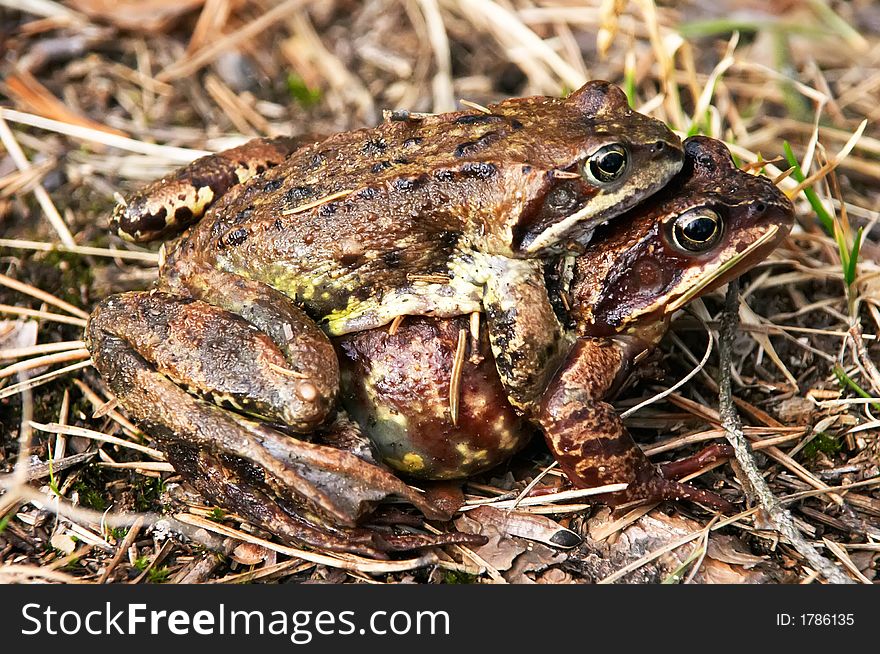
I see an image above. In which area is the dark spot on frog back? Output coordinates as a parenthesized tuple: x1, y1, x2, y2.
(455, 131, 503, 158)
(309, 152, 326, 170)
(383, 251, 401, 268)
(233, 206, 254, 223)
(356, 186, 380, 200)
(362, 138, 388, 156)
(284, 185, 316, 205)
(220, 227, 249, 248)
(460, 162, 497, 179)
(454, 114, 504, 126)
(393, 174, 428, 193)
(318, 202, 339, 217)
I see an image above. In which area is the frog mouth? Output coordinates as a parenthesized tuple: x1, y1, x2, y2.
(666, 224, 781, 313)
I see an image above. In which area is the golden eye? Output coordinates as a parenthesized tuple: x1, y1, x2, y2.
(584, 144, 628, 184)
(672, 208, 722, 252)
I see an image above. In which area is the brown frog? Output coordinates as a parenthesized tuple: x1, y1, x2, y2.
(338, 136, 794, 509)
(86, 82, 682, 555)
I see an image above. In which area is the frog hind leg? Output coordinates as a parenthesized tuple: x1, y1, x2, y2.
(86, 292, 448, 544)
(162, 441, 393, 558)
(658, 443, 735, 480)
(538, 339, 734, 513)
(112, 135, 315, 242)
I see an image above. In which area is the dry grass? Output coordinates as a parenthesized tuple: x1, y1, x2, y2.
(0, 0, 878, 584)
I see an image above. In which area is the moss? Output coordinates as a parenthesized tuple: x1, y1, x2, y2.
(803, 432, 842, 459)
(801, 432, 842, 460)
(440, 570, 478, 584)
(286, 74, 322, 108)
(36, 250, 94, 307)
(73, 473, 109, 511)
(147, 566, 171, 583)
(133, 475, 167, 512)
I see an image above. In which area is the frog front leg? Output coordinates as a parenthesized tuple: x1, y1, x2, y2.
(481, 256, 571, 410)
(85, 289, 447, 552)
(538, 338, 734, 512)
(112, 135, 315, 242)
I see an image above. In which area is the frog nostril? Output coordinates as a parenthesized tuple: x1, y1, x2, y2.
(651, 140, 666, 154)
(755, 202, 766, 213)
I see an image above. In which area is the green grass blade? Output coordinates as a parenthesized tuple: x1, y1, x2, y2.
(783, 141, 834, 232)
(845, 227, 864, 286)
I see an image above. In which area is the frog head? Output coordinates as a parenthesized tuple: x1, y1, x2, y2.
(510, 81, 684, 255)
(566, 135, 794, 338)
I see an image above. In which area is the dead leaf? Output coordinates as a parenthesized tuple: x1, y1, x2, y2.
(504, 542, 567, 584)
(50, 532, 77, 555)
(573, 510, 786, 584)
(707, 534, 767, 568)
(454, 512, 525, 572)
(231, 542, 270, 566)
(466, 505, 581, 549)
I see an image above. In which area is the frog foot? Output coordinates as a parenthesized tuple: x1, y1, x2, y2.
(658, 443, 735, 481)
(539, 396, 735, 512)
(112, 135, 312, 242)
(622, 467, 735, 513)
(86, 292, 466, 555)
(164, 440, 486, 558)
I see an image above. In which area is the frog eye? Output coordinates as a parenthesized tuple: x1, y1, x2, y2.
(584, 144, 628, 184)
(671, 208, 723, 252)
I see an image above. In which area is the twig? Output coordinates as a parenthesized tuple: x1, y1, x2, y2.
(718, 280, 852, 584)
(98, 515, 144, 584)
(0, 108, 209, 162)
(0, 238, 160, 263)
(174, 513, 440, 574)
(0, 114, 75, 246)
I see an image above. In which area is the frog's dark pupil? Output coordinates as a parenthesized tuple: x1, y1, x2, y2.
(587, 145, 627, 183)
(598, 151, 624, 175)
(683, 216, 716, 242)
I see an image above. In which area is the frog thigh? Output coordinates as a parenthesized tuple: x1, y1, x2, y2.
(86, 293, 449, 535)
(87, 291, 336, 431)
